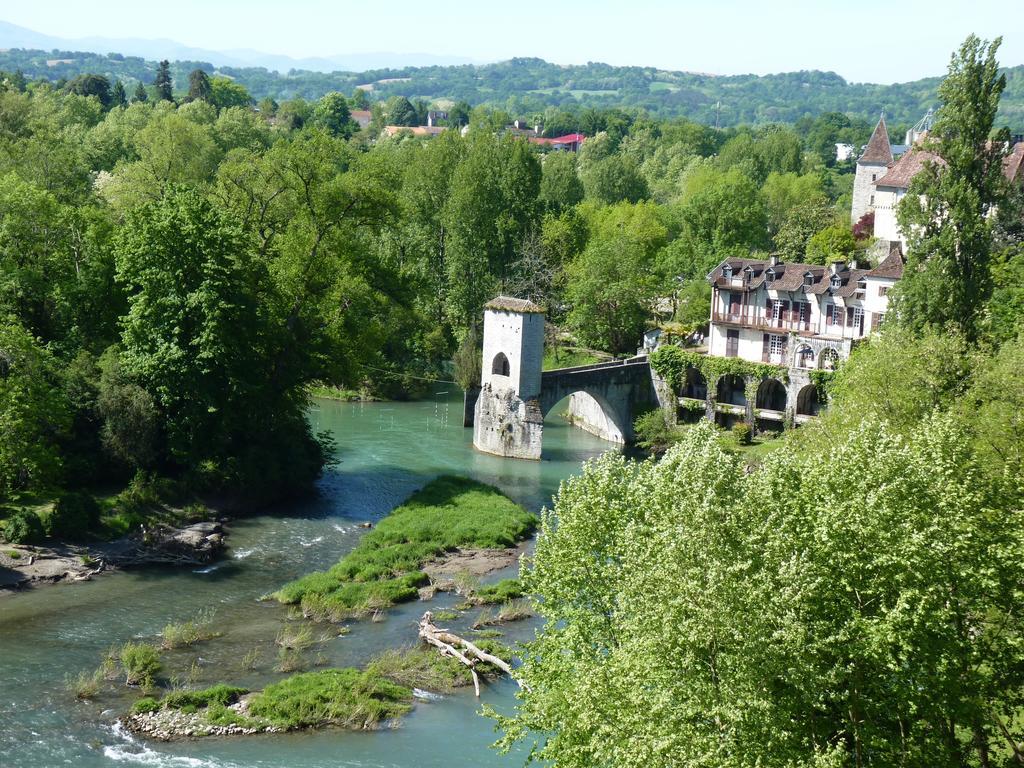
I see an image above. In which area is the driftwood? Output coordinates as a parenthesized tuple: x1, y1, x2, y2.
(417, 611, 522, 697)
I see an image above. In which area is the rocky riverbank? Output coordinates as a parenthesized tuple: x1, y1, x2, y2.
(0, 521, 227, 594)
(124, 696, 279, 741)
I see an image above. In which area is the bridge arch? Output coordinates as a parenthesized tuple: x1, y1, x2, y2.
(542, 389, 629, 444)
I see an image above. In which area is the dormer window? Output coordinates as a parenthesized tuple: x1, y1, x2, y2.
(830, 275, 842, 290)
(803, 272, 814, 287)
(743, 265, 754, 283)
(765, 268, 775, 286)
(723, 265, 733, 279)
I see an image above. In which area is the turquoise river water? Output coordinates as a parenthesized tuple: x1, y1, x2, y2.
(0, 390, 615, 768)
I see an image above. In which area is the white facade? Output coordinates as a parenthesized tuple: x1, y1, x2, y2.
(480, 308, 544, 399)
(872, 185, 906, 246)
(706, 261, 898, 371)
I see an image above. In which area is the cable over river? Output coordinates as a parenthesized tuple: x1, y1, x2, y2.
(0, 390, 615, 768)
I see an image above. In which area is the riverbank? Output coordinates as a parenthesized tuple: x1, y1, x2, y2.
(0, 521, 226, 594)
(0, 390, 615, 767)
(273, 475, 536, 621)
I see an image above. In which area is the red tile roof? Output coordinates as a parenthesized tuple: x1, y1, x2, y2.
(860, 117, 893, 165)
(1004, 142, 1024, 184)
(529, 133, 586, 146)
(866, 243, 905, 279)
(875, 149, 944, 190)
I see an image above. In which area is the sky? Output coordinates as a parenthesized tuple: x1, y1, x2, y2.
(3, 0, 1020, 83)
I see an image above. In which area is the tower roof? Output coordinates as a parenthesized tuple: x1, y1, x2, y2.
(484, 296, 545, 314)
(859, 116, 894, 165)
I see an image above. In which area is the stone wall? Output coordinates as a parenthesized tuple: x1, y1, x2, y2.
(851, 161, 887, 224)
(472, 384, 543, 460)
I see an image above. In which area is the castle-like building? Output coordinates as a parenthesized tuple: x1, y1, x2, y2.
(851, 111, 1024, 250)
(696, 111, 1024, 425)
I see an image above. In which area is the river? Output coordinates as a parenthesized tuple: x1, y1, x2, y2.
(0, 390, 615, 767)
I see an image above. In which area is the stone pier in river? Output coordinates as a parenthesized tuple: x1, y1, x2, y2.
(470, 296, 666, 460)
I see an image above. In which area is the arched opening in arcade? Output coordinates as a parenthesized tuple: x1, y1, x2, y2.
(716, 374, 747, 407)
(795, 344, 815, 369)
(796, 383, 822, 416)
(681, 367, 707, 400)
(755, 378, 787, 412)
(819, 348, 839, 371)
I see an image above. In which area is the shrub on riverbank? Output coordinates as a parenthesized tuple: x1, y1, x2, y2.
(160, 608, 220, 649)
(274, 476, 536, 619)
(473, 578, 524, 604)
(2, 509, 45, 544)
(119, 641, 161, 686)
(162, 684, 248, 714)
(246, 669, 412, 729)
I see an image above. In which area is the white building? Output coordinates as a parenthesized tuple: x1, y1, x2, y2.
(699, 251, 904, 422)
(706, 252, 903, 367)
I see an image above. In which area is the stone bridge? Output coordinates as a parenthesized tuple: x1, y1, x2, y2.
(469, 297, 665, 460)
(539, 357, 658, 444)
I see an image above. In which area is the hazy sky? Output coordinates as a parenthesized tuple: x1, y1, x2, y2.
(4, 0, 1020, 83)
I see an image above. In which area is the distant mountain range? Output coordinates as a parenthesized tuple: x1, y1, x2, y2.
(1, 20, 1022, 130)
(0, 20, 476, 72)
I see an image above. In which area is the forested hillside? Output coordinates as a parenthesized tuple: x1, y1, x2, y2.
(1, 47, 1022, 127)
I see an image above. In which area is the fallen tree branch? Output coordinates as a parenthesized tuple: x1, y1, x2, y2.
(418, 611, 524, 696)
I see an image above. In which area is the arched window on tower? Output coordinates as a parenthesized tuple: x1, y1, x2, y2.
(491, 352, 510, 377)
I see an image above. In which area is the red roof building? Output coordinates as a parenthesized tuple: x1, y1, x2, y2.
(528, 133, 586, 152)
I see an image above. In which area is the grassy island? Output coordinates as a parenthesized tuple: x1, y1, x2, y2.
(273, 476, 536, 620)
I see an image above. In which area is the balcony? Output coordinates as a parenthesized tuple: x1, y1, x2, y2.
(712, 311, 812, 333)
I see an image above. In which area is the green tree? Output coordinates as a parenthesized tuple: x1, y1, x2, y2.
(0, 320, 71, 496)
(114, 186, 326, 494)
(580, 153, 647, 205)
(565, 202, 666, 352)
(312, 92, 352, 137)
(386, 96, 418, 127)
(350, 88, 370, 110)
(65, 74, 112, 110)
(132, 81, 148, 103)
(153, 60, 173, 101)
(773, 197, 839, 262)
(804, 223, 856, 264)
(187, 69, 212, 103)
(677, 166, 769, 255)
(496, 417, 1024, 766)
(539, 150, 583, 211)
(760, 171, 826, 236)
(442, 134, 540, 328)
(110, 79, 127, 108)
(895, 35, 1009, 340)
(209, 77, 251, 110)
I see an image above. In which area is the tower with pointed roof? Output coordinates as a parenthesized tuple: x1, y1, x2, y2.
(851, 115, 894, 224)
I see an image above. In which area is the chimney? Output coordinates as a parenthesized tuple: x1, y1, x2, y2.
(830, 261, 846, 275)
(769, 254, 779, 266)
(849, 259, 858, 270)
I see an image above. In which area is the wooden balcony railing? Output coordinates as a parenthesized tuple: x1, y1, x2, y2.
(712, 311, 812, 333)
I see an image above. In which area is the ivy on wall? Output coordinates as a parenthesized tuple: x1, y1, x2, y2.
(650, 346, 788, 394)
(807, 369, 837, 403)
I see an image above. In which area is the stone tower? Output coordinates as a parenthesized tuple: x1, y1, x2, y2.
(472, 296, 545, 460)
(850, 116, 893, 224)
